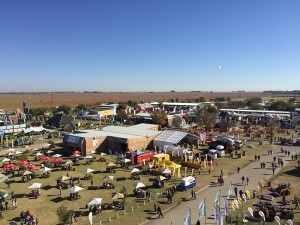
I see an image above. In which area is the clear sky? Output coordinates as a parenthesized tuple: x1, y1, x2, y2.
(0, 0, 299, 92)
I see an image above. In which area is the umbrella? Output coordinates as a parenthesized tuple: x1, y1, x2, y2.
(107, 162, 116, 168)
(57, 175, 70, 181)
(53, 158, 62, 163)
(87, 198, 102, 206)
(65, 160, 73, 165)
(133, 182, 146, 189)
(23, 171, 33, 176)
(3, 164, 15, 169)
(112, 193, 124, 200)
(131, 168, 140, 174)
(14, 151, 23, 155)
(6, 148, 15, 153)
(47, 150, 54, 154)
(39, 167, 52, 173)
(68, 186, 84, 193)
(41, 156, 50, 161)
(121, 158, 131, 163)
(85, 155, 93, 159)
(103, 176, 114, 182)
(18, 160, 29, 165)
(27, 164, 38, 170)
(35, 152, 44, 157)
(42, 143, 51, 148)
(32, 148, 39, 151)
(73, 150, 81, 155)
(52, 154, 62, 158)
(82, 168, 94, 174)
(100, 152, 107, 156)
(2, 158, 11, 163)
(28, 183, 42, 189)
(7, 152, 14, 156)
(162, 169, 172, 174)
(156, 175, 167, 181)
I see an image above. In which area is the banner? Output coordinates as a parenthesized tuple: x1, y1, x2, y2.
(215, 190, 220, 207)
(224, 199, 229, 216)
(228, 183, 233, 198)
(199, 199, 206, 217)
(248, 207, 253, 217)
(88, 212, 93, 225)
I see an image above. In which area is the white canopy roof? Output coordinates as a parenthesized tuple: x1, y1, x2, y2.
(23, 126, 45, 134)
(82, 168, 94, 174)
(28, 183, 42, 189)
(154, 130, 197, 147)
(68, 186, 84, 193)
(87, 198, 102, 206)
(133, 182, 146, 189)
(39, 167, 52, 172)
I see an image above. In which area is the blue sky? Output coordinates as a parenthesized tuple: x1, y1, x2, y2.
(0, 0, 299, 92)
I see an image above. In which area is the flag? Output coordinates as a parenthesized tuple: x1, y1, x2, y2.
(224, 199, 229, 216)
(214, 205, 220, 224)
(230, 201, 236, 212)
(88, 212, 93, 225)
(184, 208, 191, 225)
(199, 199, 206, 217)
(214, 190, 220, 207)
(228, 183, 233, 198)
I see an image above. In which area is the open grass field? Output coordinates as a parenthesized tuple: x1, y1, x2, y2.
(0, 131, 284, 225)
(0, 92, 270, 110)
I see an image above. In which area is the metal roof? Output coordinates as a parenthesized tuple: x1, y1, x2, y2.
(154, 130, 189, 144)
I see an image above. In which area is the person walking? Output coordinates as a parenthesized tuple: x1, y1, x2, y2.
(237, 167, 240, 173)
(196, 219, 201, 225)
(246, 177, 249, 185)
(59, 185, 62, 196)
(191, 190, 194, 199)
(295, 200, 299, 210)
(258, 155, 260, 161)
(208, 168, 211, 175)
(91, 179, 93, 187)
(153, 202, 157, 212)
(253, 190, 256, 199)
(241, 176, 245, 184)
(234, 187, 238, 197)
(5, 201, 8, 210)
(157, 205, 164, 218)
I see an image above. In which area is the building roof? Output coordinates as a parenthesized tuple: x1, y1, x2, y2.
(130, 123, 159, 130)
(154, 130, 188, 144)
(67, 123, 161, 140)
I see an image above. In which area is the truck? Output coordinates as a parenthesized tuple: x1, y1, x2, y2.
(177, 176, 196, 191)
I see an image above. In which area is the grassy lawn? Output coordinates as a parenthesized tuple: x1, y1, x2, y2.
(0, 131, 291, 225)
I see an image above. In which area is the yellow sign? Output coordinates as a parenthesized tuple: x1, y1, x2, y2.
(100, 110, 113, 115)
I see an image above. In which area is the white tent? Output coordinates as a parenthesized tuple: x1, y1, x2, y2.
(23, 126, 46, 134)
(84, 155, 93, 159)
(121, 158, 131, 163)
(87, 198, 102, 206)
(47, 150, 54, 154)
(14, 151, 23, 155)
(103, 176, 114, 182)
(112, 193, 124, 200)
(6, 148, 16, 153)
(153, 130, 198, 148)
(52, 154, 62, 158)
(2, 158, 11, 162)
(162, 169, 172, 174)
(42, 143, 51, 148)
(82, 168, 94, 174)
(68, 186, 84, 193)
(131, 168, 140, 173)
(28, 183, 42, 189)
(133, 182, 146, 189)
(35, 152, 44, 157)
(39, 167, 52, 173)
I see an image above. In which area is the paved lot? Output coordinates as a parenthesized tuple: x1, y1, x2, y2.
(143, 144, 300, 225)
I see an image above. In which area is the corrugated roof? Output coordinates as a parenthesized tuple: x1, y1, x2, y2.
(154, 130, 188, 144)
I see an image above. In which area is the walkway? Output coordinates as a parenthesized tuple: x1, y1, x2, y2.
(143, 144, 300, 225)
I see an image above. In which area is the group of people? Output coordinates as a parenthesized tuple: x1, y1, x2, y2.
(20, 210, 38, 225)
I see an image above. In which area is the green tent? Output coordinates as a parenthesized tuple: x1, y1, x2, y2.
(0, 190, 11, 201)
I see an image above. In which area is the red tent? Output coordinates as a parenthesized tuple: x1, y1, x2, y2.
(3, 164, 15, 169)
(41, 156, 50, 161)
(53, 158, 62, 163)
(27, 164, 38, 170)
(18, 160, 29, 165)
(72, 150, 81, 155)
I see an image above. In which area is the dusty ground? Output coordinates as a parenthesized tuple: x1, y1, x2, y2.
(0, 92, 268, 110)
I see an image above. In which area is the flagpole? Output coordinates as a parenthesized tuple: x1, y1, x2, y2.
(204, 198, 207, 225)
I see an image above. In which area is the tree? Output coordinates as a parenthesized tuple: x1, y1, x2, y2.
(151, 110, 167, 127)
(195, 105, 218, 131)
(56, 205, 74, 224)
(127, 100, 137, 107)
